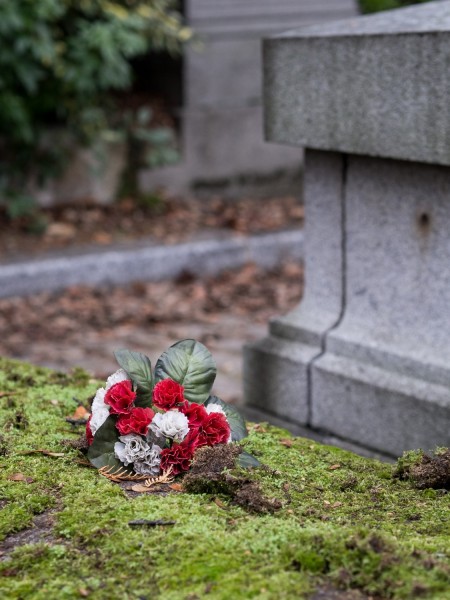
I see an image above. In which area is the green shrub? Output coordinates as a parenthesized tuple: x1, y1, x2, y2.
(0, 0, 190, 219)
(359, 0, 432, 13)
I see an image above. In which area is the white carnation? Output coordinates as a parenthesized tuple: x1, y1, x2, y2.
(205, 403, 226, 417)
(90, 387, 109, 435)
(150, 410, 189, 443)
(114, 435, 162, 475)
(114, 434, 149, 465)
(134, 445, 162, 476)
(106, 368, 129, 390)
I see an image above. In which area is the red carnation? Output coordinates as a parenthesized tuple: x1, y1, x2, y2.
(180, 401, 208, 428)
(104, 380, 136, 415)
(116, 407, 155, 436)
(160, 440, 196, 476)
(197, 412, 230, 447)
(86, 415, 94, 446)
(153, 378, 185, 410)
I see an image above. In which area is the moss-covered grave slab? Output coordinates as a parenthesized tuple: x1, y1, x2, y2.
(0, 358, 449, 599)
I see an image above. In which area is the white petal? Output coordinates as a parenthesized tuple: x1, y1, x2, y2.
(90, 387, 109, 434)
(114, 442, 128, 465)
(205, 403, 226, 417)
(106, 369, 129, 390)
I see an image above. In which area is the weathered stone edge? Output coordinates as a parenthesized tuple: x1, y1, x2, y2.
(0, 229, 303, 299)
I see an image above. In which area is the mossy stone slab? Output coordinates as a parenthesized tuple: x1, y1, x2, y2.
(0, 358, 448, 599)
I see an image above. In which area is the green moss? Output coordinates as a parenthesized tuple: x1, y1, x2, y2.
(0, 358, 449, 599)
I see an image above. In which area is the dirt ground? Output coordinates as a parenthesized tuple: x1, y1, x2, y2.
(0, 261, 303, 405)
(0, 195, 303, 262)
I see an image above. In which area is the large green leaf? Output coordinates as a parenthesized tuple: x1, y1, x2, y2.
(86, 415, 124, 470)
(114, 349, 153, 408)
(205, 396, 248, 442)
(238, 451, 261, 469)
(154, 339, 216, 404)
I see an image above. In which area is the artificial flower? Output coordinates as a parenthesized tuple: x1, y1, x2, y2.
(116, 407, 154, 436)
(105, 380, 136, 415)
(133, 444, 162, 476)
(153, 378, 185, 410)
(160, 441, 196, 475)
(90, 387, 109, 435)
(197, 412, 230, 446)
(86, 415, 94, 445)
(114, 434, 151, 465)
(106, 368, 129, 390)
(150, 409, 189, 442)
(180, 401, 208, 428)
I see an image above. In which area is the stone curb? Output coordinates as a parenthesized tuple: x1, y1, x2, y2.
(0, 229, 303, 299)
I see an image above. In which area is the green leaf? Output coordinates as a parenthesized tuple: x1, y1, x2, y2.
(205, 396, 248, 442)
(238, 451, 261, 469)
(86, 415, 123, 470)
(114, 349, 153, 407)
(154, 339, 216, 404)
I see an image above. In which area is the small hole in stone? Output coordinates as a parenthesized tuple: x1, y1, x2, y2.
(418, 212, 430, 229)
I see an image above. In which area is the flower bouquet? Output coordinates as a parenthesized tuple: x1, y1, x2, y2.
(86, 339, 257, 479)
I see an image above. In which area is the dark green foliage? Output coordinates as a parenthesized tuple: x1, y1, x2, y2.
(359, 0, 432, 13)
(0, 0, 188, 215)
(114, 349, 153, 407)
(154, 339, 217, 405)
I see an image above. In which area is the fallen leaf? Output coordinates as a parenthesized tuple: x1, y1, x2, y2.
(169, 483, 183, 492)
(329, 464, 341, 470)
(78, 588, 90, 598)
(332, 502, 343, 509)
(50, 399, 59, 406)
(280, 439, 293, 448)
(131, 484, 155, 493)
(68, 406, 90, 422)
(46, 222, 76, 240)
(323, 500, 331, 507)
(8, 473, 34, 483)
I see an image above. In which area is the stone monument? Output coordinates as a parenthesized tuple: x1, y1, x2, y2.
(140, 0, 358, 197)
(245, 0, 450, 457)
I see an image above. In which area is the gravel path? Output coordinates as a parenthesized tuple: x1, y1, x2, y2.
(0, 261, 303, 405)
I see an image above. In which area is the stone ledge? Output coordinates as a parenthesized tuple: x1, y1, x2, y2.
(264, 0, 450, 165)
(0, 229, 303, 299)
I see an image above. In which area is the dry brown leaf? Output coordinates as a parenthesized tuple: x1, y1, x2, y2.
(50, 399, 59, 406)
(280, 439, 294, 448)
(8, 473, 34, 483)
(69, 406, 90, 421)
(169, 483, 183, 492)
(329, 464, 341, 470)
(332, 502, 343, 509)
(78, 588, 90, 598)
(213, 498, 228, 510)
(130, 484, 153, 493)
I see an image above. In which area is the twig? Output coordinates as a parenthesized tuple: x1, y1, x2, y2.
(128, 519, 176, 528)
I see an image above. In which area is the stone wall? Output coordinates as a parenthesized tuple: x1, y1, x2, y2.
(140, 0, 359, 197)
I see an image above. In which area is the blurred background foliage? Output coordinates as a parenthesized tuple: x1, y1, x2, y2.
(0, 0, 190, 223)
(359, 0, 432, 13)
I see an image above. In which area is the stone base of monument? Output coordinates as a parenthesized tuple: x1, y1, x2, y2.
(245, 1, 450, 456)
